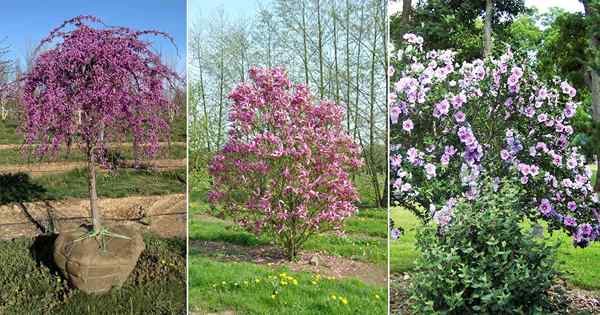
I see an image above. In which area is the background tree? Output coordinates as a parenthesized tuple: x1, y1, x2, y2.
(189, 0, 387, 207)
(21, 16, 180, 239)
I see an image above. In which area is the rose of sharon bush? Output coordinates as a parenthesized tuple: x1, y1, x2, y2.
(208, 67, 363, 259)
(389, 33, 600, 247)
(21, 16, 180, 231)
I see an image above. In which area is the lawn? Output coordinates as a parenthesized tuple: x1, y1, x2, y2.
(0, 168, 185, 205)
(0, 234, 186, 314)
(188, 172, 388, 314)
(390, 207, 600, 293)
(188, 256, 386, 315)
(0, 143, 186, 165)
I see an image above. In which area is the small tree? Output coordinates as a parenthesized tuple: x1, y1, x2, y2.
(21, 16, 180, 240)
(208, 67, 363, 260)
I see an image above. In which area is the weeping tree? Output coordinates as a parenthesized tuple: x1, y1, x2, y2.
(21, 16, 180, 240)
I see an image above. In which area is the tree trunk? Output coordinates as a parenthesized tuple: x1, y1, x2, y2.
(87, 145, 101, 230)
(301, 0, 310, 85)
(483, 0, 494, 58)
(317, 0, 324, 98)
(583, 0, 600, 191)
(401, 0, 411, 25)
(346, 0, 352, 133)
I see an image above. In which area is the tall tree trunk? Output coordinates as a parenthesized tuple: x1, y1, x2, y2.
(216, 46, 225, 149)
(345, 0, 352, 133)
(317, 0, 325, 98)
(87, 144, 101, 230)
(483, 0, 494, 58)
(401, 0, 411, 25)
(582, 0, 600, 191)
(354, 4, 366, 141)
(301, 0, 310, 85)
(333, 4, 341, 105)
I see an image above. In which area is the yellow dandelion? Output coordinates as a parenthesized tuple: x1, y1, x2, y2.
(255, 278, 261, 283)
(222, 281, 227, 285)
(271, 294, 277, 299)
(375, 294, 380, 300)
(330, 295, 337, 300)
(311, 281, 317, 285)
(280, 280, 288, 286)
(340, 297, 348, 305)
(292, 279, 298, 285)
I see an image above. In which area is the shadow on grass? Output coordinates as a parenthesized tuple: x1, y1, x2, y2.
(29, 233, 61, 275)
(0, 172, 46, 205)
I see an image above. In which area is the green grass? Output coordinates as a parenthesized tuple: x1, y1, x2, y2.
(0, 116, 186, 144)
(0, 234, 185, 314)
(188, 216, 387, 266)
(0, 168, 185, 205)
(0, 120, 21, 145)
(0, 144, 186, 165)
(390, 207, 600, 293)
(188, 255, 386, 315)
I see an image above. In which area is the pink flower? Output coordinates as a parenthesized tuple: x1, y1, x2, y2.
(402, 119, 414, 132)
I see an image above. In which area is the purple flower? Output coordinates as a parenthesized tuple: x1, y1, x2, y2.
(564, 216, 577, 227)
(390, 106, 402, 124)
(454, 111, 466, 123)
(402, 119, 414, 132)
(425, 163, 437, 179)
(539, 198, 553, 216)
(391, 228, 402, 240)
(500, 149, 511, 161)
(567, 201, 577, 211)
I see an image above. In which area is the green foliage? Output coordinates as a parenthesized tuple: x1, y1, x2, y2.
(409, 182, 560, 314)
(390, 0, 526, 60)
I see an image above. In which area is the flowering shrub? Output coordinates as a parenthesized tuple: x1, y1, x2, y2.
(21, 16, 180, 231)
(208, 67, 363, 259)
(389, 33, 600, 247)
(410, 181, 559, 313)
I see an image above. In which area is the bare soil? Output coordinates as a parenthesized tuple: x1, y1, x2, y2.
(191, 239, 387, 287)
(0, 193, 186, 239)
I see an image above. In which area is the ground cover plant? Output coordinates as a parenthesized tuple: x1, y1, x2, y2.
(0, 234, 185, 314)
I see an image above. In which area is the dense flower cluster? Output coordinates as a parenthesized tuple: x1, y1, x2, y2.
(209, 67, 362, 256)
(21, 16, 180, 159)
(390, 33, 600, 247)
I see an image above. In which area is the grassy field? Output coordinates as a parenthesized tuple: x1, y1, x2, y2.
(0, 234, 186, 314)
(0, 116, 187, 145)
(0, 168, 185, 205)
(390, 207, 600, 293)
(188, 256, 386, 315)
(188, 172, 388, 314)
(0, 144, 186, 165)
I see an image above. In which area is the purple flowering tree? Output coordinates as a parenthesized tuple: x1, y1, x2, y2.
(390, 33, 600, 247)
(21, 16, 180, 239)
(209, 67, 363, 260)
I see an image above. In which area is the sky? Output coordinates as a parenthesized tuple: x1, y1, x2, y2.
(1, 0, 186, 72)
(188, 0, 268, 23)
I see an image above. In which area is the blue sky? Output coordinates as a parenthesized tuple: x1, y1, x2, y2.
(188, 0, 269, 22)
(2, 0, 186, 72)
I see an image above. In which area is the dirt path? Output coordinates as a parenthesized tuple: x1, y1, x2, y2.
(0, 141, 186, 151)
(190, 239, 387, 287)
(0, 193, 186, 239)
(0, 158, 185, 176)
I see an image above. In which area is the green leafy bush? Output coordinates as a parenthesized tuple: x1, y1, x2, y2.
(409, 182, 560, 314)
